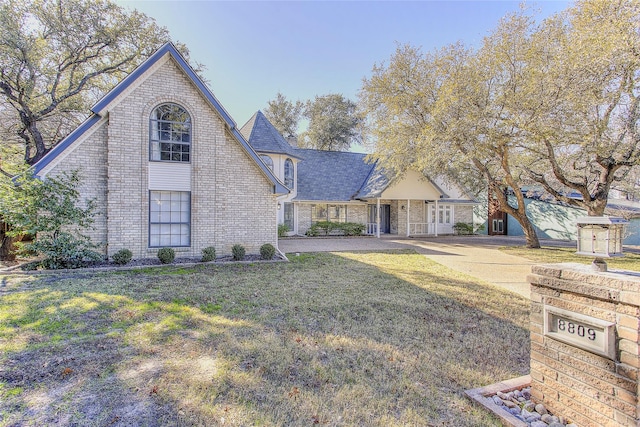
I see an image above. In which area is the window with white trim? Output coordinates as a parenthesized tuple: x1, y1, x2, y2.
(149, 191, 191, 247)
(284, 158, 294, 189)
(150, 103, 191, 162)
(438, 205, 452, 224)
(311, 204, 346, 223)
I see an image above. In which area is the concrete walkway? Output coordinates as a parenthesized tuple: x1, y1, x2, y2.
(279, 235, 573, 299)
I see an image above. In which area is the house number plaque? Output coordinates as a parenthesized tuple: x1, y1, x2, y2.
(543, 306, 616, 360)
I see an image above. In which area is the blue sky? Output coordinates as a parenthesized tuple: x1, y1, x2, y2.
(116, 1, 570, 128)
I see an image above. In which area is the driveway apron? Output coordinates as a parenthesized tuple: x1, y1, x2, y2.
(279, 236, 540, 299)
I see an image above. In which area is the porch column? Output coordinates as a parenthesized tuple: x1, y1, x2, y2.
(406, 199, 410, 237)
(435, 199, 439, 237)
(376, 198, 381, 238)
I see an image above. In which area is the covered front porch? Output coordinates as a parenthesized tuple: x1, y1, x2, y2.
(360, 170, 478, 238)
(365, 198, 474, 237)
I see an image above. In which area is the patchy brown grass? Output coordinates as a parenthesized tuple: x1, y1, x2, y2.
(0, 250, 529, 426)
(500, 246, 640, 272)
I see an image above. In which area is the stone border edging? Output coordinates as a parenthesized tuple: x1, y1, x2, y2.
(464, 375, 530, 427)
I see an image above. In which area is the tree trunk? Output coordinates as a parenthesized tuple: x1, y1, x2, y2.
(587, 194, 608, 216)
(511, 210, 540, 248)
(0, 222, 18, 261)
(19, 110, 49, 165)
(489, 183, 541, 249)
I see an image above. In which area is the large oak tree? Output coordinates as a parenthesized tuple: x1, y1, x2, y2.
(521, 0, 640, 216)
(302, 94, 362, 151)
(0, 0, 190, 168)
(360, 12, 544, 248)
(360, 0, 640, 248)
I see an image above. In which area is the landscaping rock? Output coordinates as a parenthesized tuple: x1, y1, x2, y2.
(488, 386, 574, 427)
(535, 403, 548, 415)
(503, 400, 518, 409)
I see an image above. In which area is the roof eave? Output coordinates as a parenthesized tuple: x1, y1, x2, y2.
(32, 114, 103, 176)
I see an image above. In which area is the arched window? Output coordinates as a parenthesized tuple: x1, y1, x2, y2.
(260, 155, 274, 171)
(284, 158, 294, 189)
(150, 103, 191, 162)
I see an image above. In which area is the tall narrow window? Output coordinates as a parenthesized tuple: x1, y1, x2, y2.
(260, 155, 274, 171)
(150, 103, 191, 162)
(284, 158, 294, 189)
(149, 191, 191, 247)
(284, 203, 294, 229)
(438, 205, 451, 224)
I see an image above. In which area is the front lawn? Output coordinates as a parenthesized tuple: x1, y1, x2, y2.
(500, 246, 640, 272)
(0, 250, 529, 426)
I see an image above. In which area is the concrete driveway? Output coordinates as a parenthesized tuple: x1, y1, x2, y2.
(279, 235, 574, 299)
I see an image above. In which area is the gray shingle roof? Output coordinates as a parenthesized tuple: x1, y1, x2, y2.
(355, 165, 390, 199)
(242, 109, 448, 202)
(240, 111, 301, 159)
(294, 148, 378, 201)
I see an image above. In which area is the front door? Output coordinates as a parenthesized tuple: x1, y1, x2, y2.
(368, 204, 391, 234)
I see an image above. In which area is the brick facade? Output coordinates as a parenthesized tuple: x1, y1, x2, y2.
(44, 121, 109, 249)
(529, 264, 640, 426)
(347, 204, 367, 226)
(44, 56, 277, 259)
(455, 205, 473, 224)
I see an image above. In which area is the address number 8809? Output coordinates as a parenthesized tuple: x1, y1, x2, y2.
(557, 319, 596, 341)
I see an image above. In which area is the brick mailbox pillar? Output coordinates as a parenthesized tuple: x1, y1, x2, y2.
(529, 263, 640, 427)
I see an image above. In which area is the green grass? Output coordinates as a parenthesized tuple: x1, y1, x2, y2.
(0, 250, 529, 426)
(500, 246, 640, 272)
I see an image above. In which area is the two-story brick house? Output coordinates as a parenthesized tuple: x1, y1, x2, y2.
(33, 43, 288, 260)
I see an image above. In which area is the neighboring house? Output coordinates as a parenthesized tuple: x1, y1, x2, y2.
(503, 191, 640, 246)
(240, 111, 479, 237)
(32, 43, 288, 260)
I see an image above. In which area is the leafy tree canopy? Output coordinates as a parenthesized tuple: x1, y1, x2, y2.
(264, 92, 304, 137)
(520, 0, 640, 216)
(360, 0, 640, 247)
(0, 0, 194, 169)
(302, 94, 361, 151)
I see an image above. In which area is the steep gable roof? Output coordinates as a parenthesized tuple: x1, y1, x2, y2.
(240, 111, 301, 159)
(32, 43, 288, 194)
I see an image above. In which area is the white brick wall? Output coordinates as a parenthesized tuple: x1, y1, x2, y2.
(44, 122, 109, 251)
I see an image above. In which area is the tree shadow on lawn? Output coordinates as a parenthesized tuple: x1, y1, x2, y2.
(0, 250, 529, 426)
